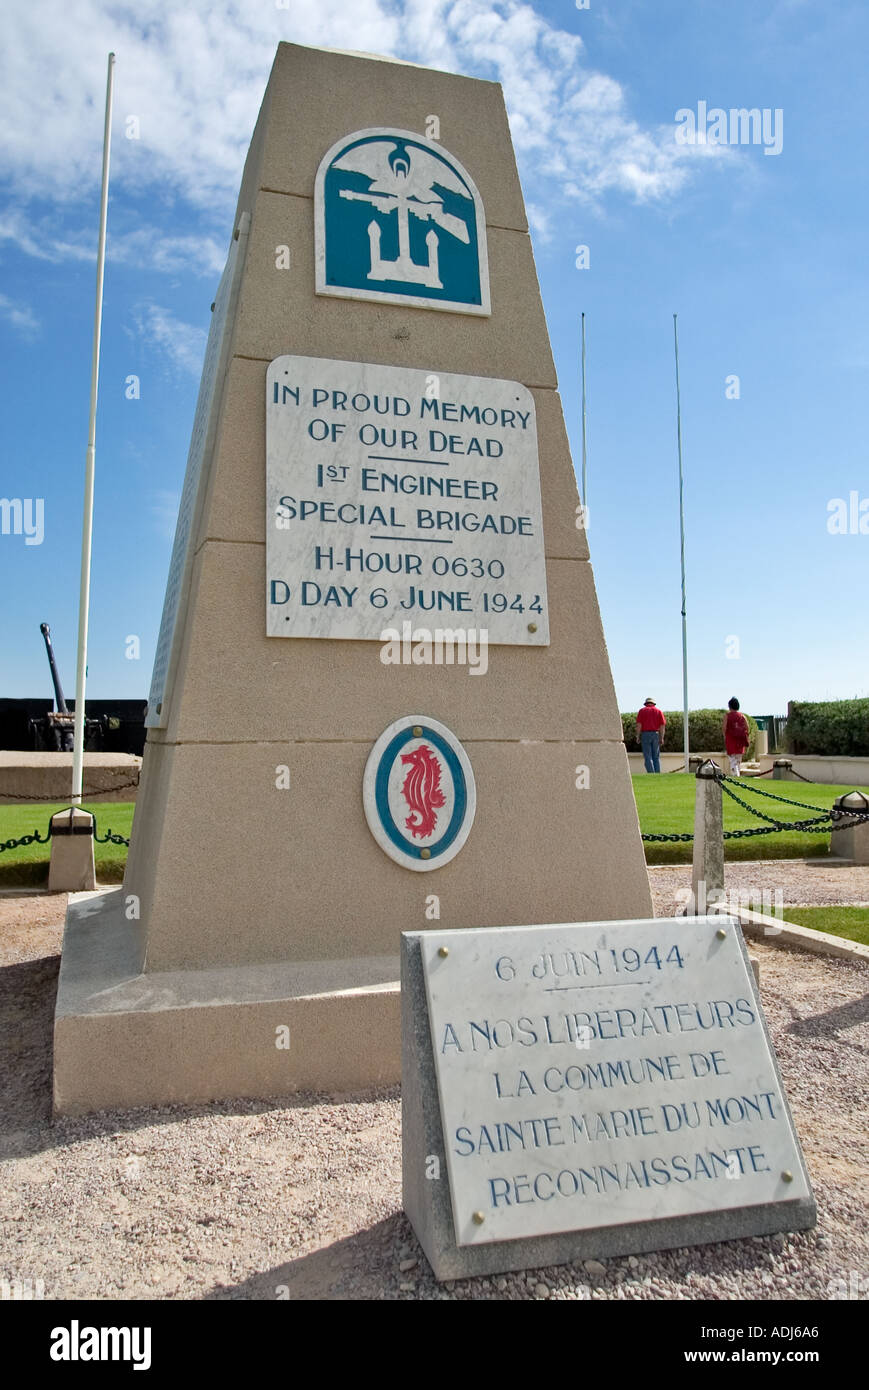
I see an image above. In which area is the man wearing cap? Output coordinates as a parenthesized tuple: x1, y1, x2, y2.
(636, 698, 666, 774)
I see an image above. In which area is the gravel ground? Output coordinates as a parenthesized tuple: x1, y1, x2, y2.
(649, 859, 869, 917)
(0, 887, 867, 1301)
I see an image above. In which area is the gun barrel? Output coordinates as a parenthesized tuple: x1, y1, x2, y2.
(39, 622, 69, 714)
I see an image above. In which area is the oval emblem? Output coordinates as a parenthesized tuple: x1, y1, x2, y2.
(363, 716, 476, 871)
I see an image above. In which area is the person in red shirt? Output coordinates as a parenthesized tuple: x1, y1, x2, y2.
(723, 697, 750, 776)
(636, 698, 666, 773)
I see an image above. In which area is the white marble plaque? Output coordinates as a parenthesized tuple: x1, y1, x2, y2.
(421, 919, 811, 1247)
(266, 356, 549, 644)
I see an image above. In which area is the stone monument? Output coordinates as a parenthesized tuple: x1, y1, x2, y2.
(53, 43, 652, 1114)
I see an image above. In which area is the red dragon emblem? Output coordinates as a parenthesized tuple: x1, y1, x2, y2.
(400, 743, 446, 839)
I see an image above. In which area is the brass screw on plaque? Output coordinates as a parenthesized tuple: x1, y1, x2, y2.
(438, 946, 449, 958)
(420, 848, 431, 860)
(527, 623, 537, 633)
(472, 1211, 485, 1225)
(413, 725, 423, 737)
(781, 1170, 794, 1183)
(716, 928, 727, 940)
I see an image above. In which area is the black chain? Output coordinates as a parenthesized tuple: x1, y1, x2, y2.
(1, 777, 140, 803)
(720, 785, 827, 825)
(0, 829, 51, 853)
(721, 779, 834, 831)
(92, 814, 131, 847)
(0, 815, 131, 852)
(642, 831, 695, 842)
(720, 778, 869, 834)
(720, 775, 830, 815)
(643, 775, 869, 844)
(723, 821, 836, 839)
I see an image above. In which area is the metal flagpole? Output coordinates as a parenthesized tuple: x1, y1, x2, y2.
(580, 312, 588, 509)
(72, 52, 115, 805)
(673, 313, 689, 771)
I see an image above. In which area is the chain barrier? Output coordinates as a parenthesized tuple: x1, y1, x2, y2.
(92, 814, 131, 847)
(719, 777, 869, 836)
(722, 822, 833, 839)
(642, 830, 695, 842)
(758, 766, 814, 783)
(1, 780, 138, 854)
(641, 771, 869, 843)
(0, 814, 131, 853)
(0, 828, 51, 854)
(719, 775, 830, 815)
(1, 777, 140, 803)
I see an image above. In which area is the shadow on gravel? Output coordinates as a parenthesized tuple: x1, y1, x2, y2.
(205, 1213, 410, 1300)
(787, 993, 869, 1040)
(0, 956, 58, 1138)
(0, 954, 400, 1168)
(202, 1221, 790, 1303)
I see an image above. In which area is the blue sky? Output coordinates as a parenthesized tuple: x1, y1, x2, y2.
(1, 0, 867, 717)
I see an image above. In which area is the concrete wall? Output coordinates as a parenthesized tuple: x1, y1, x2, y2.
(0, 752, 141, 804)
(779, 756, 869, 787)
(627, 751, 869, 786)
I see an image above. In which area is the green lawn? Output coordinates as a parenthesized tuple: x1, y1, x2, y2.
(633, 773, 858, 865)
(0, 774, 860, 885)
(777, 906, 869, 947)
(0, 802, 134, 887)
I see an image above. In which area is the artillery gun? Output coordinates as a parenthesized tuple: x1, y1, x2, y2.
(29, 623, 101, 752)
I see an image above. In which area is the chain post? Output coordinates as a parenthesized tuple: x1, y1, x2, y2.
(692, 759, 724, 915)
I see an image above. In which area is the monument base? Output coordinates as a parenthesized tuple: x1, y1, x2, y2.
(53, 889, 400, 1115)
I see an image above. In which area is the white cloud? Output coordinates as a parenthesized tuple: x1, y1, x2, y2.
(0, 207, 225, 276)
(0, 293, 39, 337)
(132, 303, 208, 377)
(1, 0, 731, 272)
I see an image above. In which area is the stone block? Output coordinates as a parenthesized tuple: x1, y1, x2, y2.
(126, 737, 650, 973)
(232, 193, 556, 387)
(402, 923, 815, 1281)
(252, 45, 528, 234)
(53, 890, 400, 1115)
(48, 808, 96, 892)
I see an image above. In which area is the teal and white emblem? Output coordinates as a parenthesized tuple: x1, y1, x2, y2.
(315, 129, 490, 316)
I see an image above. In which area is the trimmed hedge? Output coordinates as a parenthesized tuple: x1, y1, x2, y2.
(787, 698, 869, 757)
(621, 707, 757, 758)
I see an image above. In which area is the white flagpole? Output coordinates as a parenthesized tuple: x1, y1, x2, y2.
(72, 52, 115, 805)
(673, 313, 689, 771)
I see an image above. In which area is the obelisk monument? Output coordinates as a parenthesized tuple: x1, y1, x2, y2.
(54, 43, 652, 1113)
